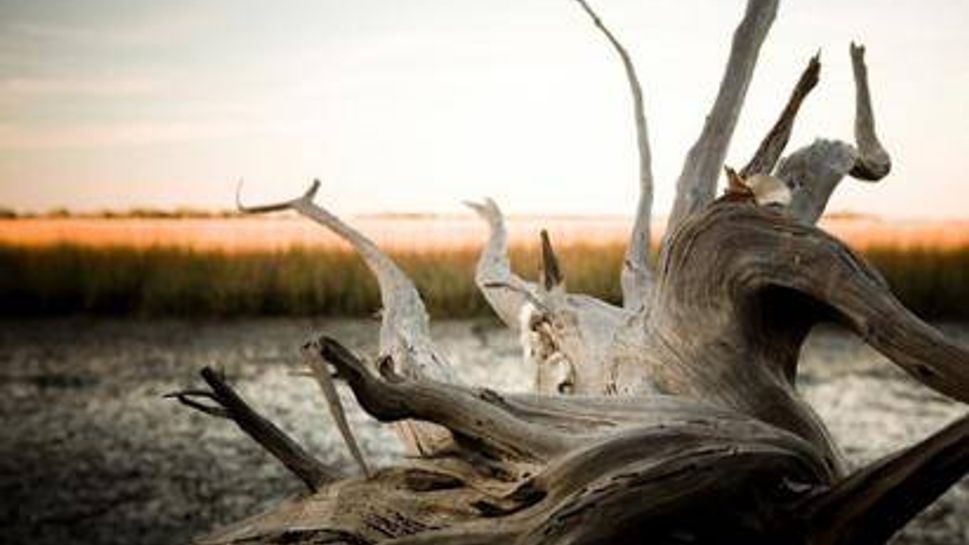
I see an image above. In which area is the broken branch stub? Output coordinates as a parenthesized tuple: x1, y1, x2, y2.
(740, 52, 821, 178)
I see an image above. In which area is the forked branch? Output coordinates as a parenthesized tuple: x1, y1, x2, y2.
(776, 43, 892, 223)
(166, 367, 337, 491)
(238, 179, 456, 455)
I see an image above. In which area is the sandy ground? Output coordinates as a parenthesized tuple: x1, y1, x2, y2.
(0, 318, 967, 545)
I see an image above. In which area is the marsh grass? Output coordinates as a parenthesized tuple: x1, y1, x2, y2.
(1, 242, 964, 320)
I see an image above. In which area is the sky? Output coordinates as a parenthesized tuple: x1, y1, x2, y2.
(0, 0, 967, 219)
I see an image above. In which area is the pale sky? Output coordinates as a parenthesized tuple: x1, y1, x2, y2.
(0, 0, 967, 218)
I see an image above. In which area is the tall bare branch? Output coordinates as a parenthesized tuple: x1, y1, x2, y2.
(572, 0, 655, 308)
(665, 0, 779, 236)
(238, 180, 455, 455)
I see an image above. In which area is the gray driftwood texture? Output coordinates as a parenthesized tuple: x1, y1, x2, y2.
(171, 1, 966, 543)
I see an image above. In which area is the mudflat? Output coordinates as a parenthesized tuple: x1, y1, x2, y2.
(1, 318, 966, 545)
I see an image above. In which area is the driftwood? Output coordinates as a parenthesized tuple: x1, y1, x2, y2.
(171, 1, 967, 544)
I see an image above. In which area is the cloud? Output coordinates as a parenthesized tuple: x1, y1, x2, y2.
(0, 76, 164, 98)
(5, 11, 206, 49)
(0, 120, 247, 150)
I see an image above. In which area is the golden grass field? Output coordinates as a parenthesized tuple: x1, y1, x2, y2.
(1, 215, 966, 319)
(2, 215, 968, 251)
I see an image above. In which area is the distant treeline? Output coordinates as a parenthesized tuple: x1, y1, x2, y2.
(0, 207, 239, 219)
(1, 242, 966, 320)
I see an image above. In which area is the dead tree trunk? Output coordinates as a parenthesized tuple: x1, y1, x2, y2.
(170, 1, 967, 543)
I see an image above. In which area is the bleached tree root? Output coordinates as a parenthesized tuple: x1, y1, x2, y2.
(180, 202, 968, 545)
(171, 1, 962, 542)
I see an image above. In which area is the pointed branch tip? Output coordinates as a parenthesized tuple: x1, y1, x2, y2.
(302, 338, 374, 479)
(236, 179, 322, 214)
(539, 229, 564, 291)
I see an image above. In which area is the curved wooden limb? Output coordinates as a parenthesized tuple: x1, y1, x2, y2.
(167, 367, 338, 492)
(237, 180, 452, 382)
(310, 334, 571, 462)
(777, 43, 892, 223)
(238, 180, 455, 454)
(385, 416, 829, 545)
(465, 198, 534, 330)
(613, 203, 969, 470)
(666, 0, 779, 235)
(805, 413, 969, 545)
(571, 0, 656, 309)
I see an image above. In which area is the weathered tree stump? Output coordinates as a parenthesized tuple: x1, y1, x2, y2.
(170, 1, 967, 543)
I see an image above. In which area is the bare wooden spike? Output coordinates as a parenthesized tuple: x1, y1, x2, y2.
(666, 0, 779, 235)
(740, 52, 821, 178)
(167, 367, 337, 491)
(538, 229, 563, 292)
(806, 413, 969, 545)
(571, 0, 655, 308)
(238, 179, 455, 455)
(777, 43, 892, 223)
(301, 341, 372, 478)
